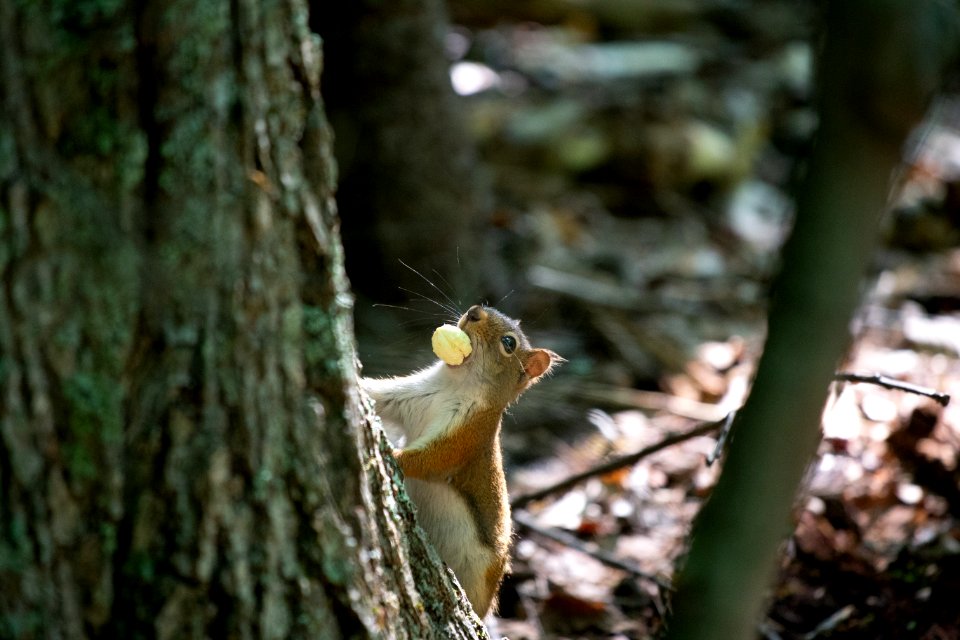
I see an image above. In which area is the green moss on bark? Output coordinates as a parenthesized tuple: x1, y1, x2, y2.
(62, 373, 123, 483)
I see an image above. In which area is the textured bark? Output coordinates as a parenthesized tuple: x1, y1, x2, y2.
(312, 0, 484, 302)
(0, 0, 485, 637)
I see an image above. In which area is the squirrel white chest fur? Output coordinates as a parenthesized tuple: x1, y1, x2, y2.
(360, 305, 559, 617)
(362, 361, 488, 451)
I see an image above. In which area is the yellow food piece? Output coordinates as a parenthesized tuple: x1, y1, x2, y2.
(432, 324, 472, 366)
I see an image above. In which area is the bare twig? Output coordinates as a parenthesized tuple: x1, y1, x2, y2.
(803, 604, 856, 639)
(510, 420, 723, 509)
(512, 510, 673, 591)
(834, 372, 951, 406)
(706, 410, 737, 466)
(512, 370, 948, 511)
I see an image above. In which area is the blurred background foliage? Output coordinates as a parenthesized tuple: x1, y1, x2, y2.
(322, 0, 818, 386)
(317, 1, 960, 637)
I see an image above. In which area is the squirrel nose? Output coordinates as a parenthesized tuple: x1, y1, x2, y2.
(465, 305, 486, 323)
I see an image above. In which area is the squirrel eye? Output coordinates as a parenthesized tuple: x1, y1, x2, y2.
(500, 334, 518, 355)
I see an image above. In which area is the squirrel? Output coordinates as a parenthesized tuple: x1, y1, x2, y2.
(360, 304, 560, 616)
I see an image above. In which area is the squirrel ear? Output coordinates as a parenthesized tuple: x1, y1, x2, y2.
(524, 349, 562, 382)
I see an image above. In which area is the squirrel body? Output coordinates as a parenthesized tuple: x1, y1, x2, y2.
(361, 305, 559, 616)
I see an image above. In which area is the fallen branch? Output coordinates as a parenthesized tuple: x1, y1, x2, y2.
(510, 419, 723, 509)
(574, 383, 728, 423)
(514, 371, 949, 510)
(834, 372, 951, 406)
(512, 510, 673, 592)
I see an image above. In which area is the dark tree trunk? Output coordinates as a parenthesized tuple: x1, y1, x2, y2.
(0, 0, 485, 637)
(313, 0, 484, 303)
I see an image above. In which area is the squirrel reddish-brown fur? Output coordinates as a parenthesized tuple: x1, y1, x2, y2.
(361, 304, 560, 616)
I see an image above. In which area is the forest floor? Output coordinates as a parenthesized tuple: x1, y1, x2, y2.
(453, 12, 960, 640)
(358, 5, 960, 636)
(446, 8, 960, 639)
(496, 247, 960, 640)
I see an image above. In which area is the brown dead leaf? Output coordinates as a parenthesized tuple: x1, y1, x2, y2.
(540, 588, 612, 634)
(543, 589, 608, 617)
(601, 465, 632, 487)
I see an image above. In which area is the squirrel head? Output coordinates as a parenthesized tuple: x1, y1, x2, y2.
(455, 305, 561, 408)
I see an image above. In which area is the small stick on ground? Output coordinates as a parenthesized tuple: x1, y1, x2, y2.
(706, 410, 737, 466)
(512, 510, 673, 592)
(510, 419, 723, 510)
(834, 372, 951, 406)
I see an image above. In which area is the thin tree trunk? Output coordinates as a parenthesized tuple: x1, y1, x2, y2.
(0, 0, 485, 637)
(664, 3, 958, 639)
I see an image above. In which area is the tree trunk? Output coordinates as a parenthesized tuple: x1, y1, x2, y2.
(0, 0, 484, 637)
(313, 0, 484, 303)
(664, 3, 958, 639)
